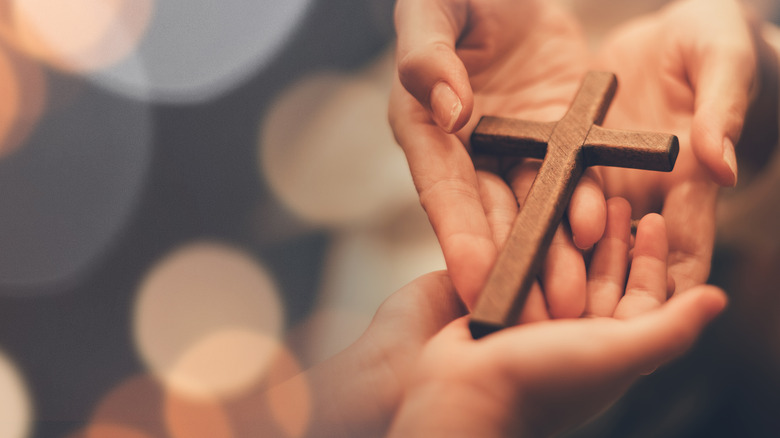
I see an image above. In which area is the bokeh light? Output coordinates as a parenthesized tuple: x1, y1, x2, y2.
(166, 329, 280, 400)
(164, 390, 233, 438)
(87, 375, 168, 438)
(302, 209, 444, 364)
(0, 42, 21, 158)
(225, 344, 311, 438)
(0, 0, 153, 73)
(0, 350, 32, 438)
(264, 350, 311, 438)
(89, 0, 314, 102)
(0, 41, 46, 159)
(0, 73, 151, 290)
(65, 424, 154, 438)
(133, 241, 284, 400)
(260, 49, 417, 227)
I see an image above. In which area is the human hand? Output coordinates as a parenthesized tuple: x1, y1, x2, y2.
(389, 0, 603, 317)
(580, 0, 759, 292)
(268, 271, 466, 437)
(387, 198, 728, 438)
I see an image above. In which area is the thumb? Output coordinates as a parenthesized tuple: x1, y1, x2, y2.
(394, 0, 473, 133)
(686, 2, 756, 187)
(621, 285, 727, 374)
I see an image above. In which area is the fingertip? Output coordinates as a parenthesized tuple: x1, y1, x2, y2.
(633, 213, 668, 258)
(691, 107, 740, 187)
(722, 137, 739, 186)
(667, 284, 728, 326)
(627, 286, 727, 373)
(569, 177, 607, 250)
(430, 81, 465, 133)
(607, 196, 632, 215)
(396, 43, 473, 133)
(605, 197, 632, 236)
(637, 212, 665, 232)
(544, 229, 587, 319)
(690, 285, 729, 320)
(444, 237, 496, 309)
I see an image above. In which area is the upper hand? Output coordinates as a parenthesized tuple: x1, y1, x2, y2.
(390, 0, 599, 316)
(581, 0, 757, 292)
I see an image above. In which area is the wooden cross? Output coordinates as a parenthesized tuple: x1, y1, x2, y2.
(469, 71, 679, 339)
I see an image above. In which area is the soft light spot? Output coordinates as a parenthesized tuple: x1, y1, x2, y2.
(0, 43, 20, 157)
(134, 241, 284, 400)
(165, 390, 233, 438)
(66, 424, 155, 438)
(0, 350, 32, 438)
(0, 41, 46, 159)
(294, 205, 445, 365)
(224, 345, 311, 438)
(260, 49, 416, 227)
(87, 0, 314, 102)
(0, 0, 153, 72)
(88, 375, 168, 437)
(167, 329, 280, 400)
(265, 359, 310, 438)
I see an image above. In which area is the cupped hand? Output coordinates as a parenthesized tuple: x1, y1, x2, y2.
(389, 0, 603, 316)
(387, 198, 728, 438)
(583, 0, 757, 292)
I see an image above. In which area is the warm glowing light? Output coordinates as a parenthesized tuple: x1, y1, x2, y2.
(0, 0, 153, 72)
(260, 49, 417, 226)
(88, 375, 168, 437)
(164, 391, 232, 438)
(303, 211, 445, 364)
(0, 41, 46, 159)
(264, 348, 311, 438)
(0, 44, 20, 157)
(167, 329, 281, 400)
(224, 345, 311, 438)
(66, 424, 154, 438)
(134, 241, 284, 400)
(0, 350, 32, 438)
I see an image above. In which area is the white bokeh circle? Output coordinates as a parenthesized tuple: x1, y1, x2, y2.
(89, 0, 314, 102)
(261, 50, 416, 228)
(133, 241, 284, 400)
(0, 350, 32, 438)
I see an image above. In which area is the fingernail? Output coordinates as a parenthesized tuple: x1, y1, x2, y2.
(430, 82, 462, 133)
(722, 137, 738, 186)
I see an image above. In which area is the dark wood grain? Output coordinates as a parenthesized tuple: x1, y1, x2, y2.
(469, 71, 678, 339)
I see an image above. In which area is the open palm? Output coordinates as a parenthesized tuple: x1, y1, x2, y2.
(589, 0, 756, 292)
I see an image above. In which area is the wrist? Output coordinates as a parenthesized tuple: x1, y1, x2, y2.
(299, 337, 404, 437)
(388, 379, 524, 438)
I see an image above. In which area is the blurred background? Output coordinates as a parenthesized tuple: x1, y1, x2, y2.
(0, 1, 779, 437)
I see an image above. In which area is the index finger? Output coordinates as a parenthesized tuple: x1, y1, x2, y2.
(394, 0, 473, 132)
(390, 82, 498, 307)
